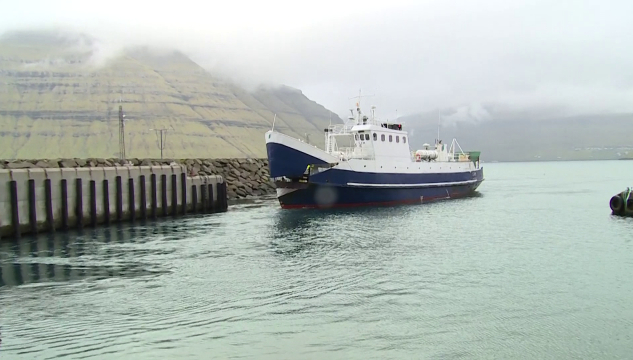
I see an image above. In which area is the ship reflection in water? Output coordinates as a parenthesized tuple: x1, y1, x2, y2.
(269, 201, 429, 258)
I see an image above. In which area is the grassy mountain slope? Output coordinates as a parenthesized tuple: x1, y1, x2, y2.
(0, 31, 341, 159)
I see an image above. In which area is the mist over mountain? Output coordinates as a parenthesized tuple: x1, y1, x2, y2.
(3, 0, 633, 119)
(0, 30, 342, 159)
(398, 107, 633, 162)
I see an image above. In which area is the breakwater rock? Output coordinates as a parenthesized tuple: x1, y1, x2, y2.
(0, 158, 275, 200)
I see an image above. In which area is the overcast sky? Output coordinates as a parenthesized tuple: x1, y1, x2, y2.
(2, 0, 633, 121)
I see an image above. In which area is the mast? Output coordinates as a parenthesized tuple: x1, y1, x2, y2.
(437, 109, 441, 144)
(348, 89, 374, 125)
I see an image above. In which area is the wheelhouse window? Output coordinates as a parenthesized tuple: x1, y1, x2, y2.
(389, 135, 393, 142)
(396, 136, 400, 143)
(373, 133, 377, 141)
(381, 134, 385, 141)
(355, 134, 359, 140)
(403, 136, 407, 143)
(365, 134, 370, 140)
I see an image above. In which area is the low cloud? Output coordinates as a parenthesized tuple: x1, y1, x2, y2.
(442, 103, 493, 126)
(2, 0, 633, 120)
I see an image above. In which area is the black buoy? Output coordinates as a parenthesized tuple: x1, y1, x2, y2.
(610, 194, 624, 215)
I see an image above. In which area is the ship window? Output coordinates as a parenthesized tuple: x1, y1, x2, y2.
(381, 134, 385, 141)
(365, 134, 370, 140)
(389, 135, 393, 142)
(403, 137, 407, 143)
(373, 133, 377, 141)
(396, 136, 400, 143)
(355, 134, 359, 140)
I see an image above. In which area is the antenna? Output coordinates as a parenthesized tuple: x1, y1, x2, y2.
(348, 89, 375, 110)
(271, 113, 277, 131)
(437, 109, 441, 144)
(149, 127, 171, 159)
(348, 89, 375, 125)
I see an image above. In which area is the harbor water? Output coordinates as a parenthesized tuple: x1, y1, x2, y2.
(1, 160, 633, 359)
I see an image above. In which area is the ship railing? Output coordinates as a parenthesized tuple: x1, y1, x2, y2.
(327, 123, 353, 135)
(452, 151, 481, 162)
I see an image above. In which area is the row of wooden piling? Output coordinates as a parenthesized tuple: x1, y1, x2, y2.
(5, 173, 228, 239)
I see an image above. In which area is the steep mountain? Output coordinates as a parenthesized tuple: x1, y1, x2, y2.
(0, 30, 341, 159)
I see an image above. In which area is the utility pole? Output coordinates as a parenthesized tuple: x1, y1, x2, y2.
(150, 128, 170, 159)
(118, 103, 126, 160)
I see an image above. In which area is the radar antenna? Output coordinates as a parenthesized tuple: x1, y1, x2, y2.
(348, 89, 375, 110)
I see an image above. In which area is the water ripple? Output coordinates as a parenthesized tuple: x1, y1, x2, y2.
(2, 161, 633, 359)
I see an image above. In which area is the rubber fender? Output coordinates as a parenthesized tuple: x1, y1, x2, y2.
(610, 194, 624, 215)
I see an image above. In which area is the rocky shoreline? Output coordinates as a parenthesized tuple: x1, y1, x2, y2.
(0, 158, 275, 200)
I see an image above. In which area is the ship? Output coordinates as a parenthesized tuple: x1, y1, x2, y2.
(264, 100, 484, 209)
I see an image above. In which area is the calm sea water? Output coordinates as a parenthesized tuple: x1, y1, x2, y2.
(1, 160, 633, 359)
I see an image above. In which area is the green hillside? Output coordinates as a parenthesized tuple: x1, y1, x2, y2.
(0, 30, 341, 159)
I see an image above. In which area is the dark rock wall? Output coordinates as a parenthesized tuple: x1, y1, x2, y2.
(0, 158, 275, 200)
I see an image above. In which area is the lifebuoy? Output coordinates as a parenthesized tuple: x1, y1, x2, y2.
(610, 195, 624, 215)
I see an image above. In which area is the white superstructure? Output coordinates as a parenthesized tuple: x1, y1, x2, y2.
(318, 102, 480, 173)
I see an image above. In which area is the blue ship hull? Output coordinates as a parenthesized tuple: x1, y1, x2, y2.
(277, 169, 484, 209)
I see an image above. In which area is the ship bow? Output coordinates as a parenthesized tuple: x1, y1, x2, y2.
(265, 130, 337, 178)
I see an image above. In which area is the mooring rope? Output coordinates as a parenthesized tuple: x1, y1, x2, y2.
(624, 187, 632, 210)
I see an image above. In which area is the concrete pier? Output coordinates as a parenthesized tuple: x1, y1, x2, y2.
(0, 164, 227, 240)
